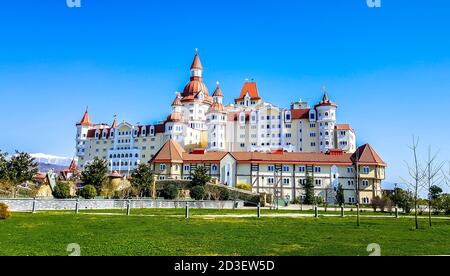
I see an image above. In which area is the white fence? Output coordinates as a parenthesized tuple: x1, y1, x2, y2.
(0, 198, 244, 212)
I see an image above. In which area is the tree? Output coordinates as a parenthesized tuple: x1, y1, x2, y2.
(53, 183, 71, 199)
(130, 163, 154, 198)
(79, 185, 97, 199)
(161, 184, 179, 200)
(335, 184, 345, 206)
(190, 166, 211, 187)
(430, 185, 443, 201)
(81, 157, 108, 192)
(190, 185, 206, 200)
(393, 188, 414, 214)
(402, 137, 427, 230)
(424, 146, 445, 227)
(0, 151, 8, 182)
(7, 151, 38, 198)
(303, 173, 315, 205)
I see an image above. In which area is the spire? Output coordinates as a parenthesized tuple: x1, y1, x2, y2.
(322, 86, 329, 103)
(111, 115, 118, 129)
(172, 92, 182, 106)
(212, 81, 224, 97)
(77, 109, 92, 126)
(190, 49, 203, 70)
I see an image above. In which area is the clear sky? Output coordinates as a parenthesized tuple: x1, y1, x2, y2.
(0, 0, 449, 189)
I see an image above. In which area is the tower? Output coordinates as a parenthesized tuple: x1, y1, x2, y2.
(181, 50, 211, 131)
(165, 93, 186, 146)
(75, 109, 92, 162)
(207, 83, 227, 152)
(315, 88, 337, 153)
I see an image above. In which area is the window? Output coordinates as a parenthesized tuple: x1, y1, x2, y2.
(347, 167, 354, 173)
(160, 164, 166, 171)
(363, 197, 370, 204)
(298, 166, 306, 173)
(310, 132, 316, 137)
(267, 178, 275, 185)
(268, 165, 275, 172)
(240, 143, 245, 148)
(314, 167, 321, 173)
(362, 167, 370, 174)
(315, 179, 322, 186)
(212, 165, 218, 172)
(159, 176, 166, 180)
(348, 180, 354, 186)
(298, 178, 306, 185)
(283, 166, 290, 172)
(362, 180, 369, 187)
(283, 178, 290, 185)
(349, 197, 356, 204)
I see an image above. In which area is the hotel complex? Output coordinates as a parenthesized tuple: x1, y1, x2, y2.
(75, 52, 386, 204)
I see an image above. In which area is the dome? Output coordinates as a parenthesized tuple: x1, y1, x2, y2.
(182, 77, 209, 97)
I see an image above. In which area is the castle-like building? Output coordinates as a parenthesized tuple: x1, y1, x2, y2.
(76, 52, 356, 173)
(75, 52, 385, 204)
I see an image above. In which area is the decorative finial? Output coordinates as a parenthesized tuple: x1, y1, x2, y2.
(195, 48, 199, 54)
(322, 85, 327, 94)
(216, 81, 220, 86)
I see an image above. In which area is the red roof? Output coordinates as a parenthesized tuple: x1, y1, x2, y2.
(190, 52, 203, 70)
(151, 140, 186, 163)
(63, 159, 79, 173)
(291, 109, 310, 120)
(335, 124, 353, 131)
(235, 81, 261, 101)
(166, 112, 184, 123)
(172, 93, 182, 106)
(77, 111, 92, 126)
(315, 91, 337, 108)
(352, 144, 387, 167)
(111, 119, 118, 129)
(212, 84, 224, 97)
(150, 140, 386, 167)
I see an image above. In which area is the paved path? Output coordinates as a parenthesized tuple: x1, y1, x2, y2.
(68, 212, 450, 220)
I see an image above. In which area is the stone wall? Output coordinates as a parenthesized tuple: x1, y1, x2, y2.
(0, 198, 244, 212)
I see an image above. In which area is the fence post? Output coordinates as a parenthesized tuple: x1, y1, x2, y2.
(127, 199, 131, 216)
(185, 202, 189, 220)
(75, 198, 79, 214)
(257, 202, 261, 219)
(395, 207, 399, 219)
(314, 205, 319, 218)
(341, 205, 345, 218)
(32, 198, 37, 213)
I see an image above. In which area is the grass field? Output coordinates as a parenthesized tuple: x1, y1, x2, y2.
(1, 210, 449, 256)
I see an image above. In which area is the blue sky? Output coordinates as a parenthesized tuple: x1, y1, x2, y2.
(0, 0, 449, 189)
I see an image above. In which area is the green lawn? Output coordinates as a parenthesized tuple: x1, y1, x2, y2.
(1, 211, 449, 256)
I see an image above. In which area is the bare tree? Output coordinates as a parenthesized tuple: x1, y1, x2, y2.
(424, 146, 445, 227)
(401, 136, 426, 230)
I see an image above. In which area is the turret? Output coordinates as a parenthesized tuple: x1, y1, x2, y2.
(315, 88, 338, 153)
(207, 83, 227, 152)
(75, 109, 92, 158)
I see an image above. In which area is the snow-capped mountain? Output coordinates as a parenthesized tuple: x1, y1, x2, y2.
(31, 153, 73, 166)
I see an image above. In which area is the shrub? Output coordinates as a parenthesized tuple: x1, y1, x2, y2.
(190, 186, 206, 200)
(0, 203, 11, 220)
(161, 184, 179, 200)
(53, 183, 71, 199)
(236, 184, 252, 191)
(79, 185, 97, 199)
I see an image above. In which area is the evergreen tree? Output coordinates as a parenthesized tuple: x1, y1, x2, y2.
(304, 173, 315, 205)
(81, 157, 108, 192)
(335, 184, 345, 206)
(190, 166, 211, 187)
(130, 163, 154, 197)
(7, 151, 38, 197)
